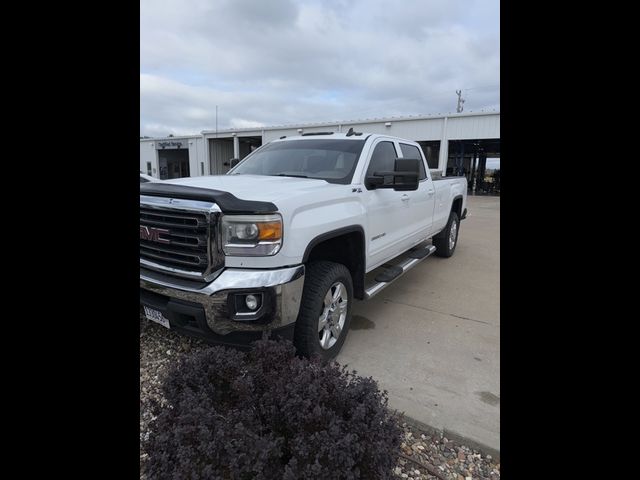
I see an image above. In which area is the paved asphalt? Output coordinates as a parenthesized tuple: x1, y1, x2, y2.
(338, 195, 500, 452)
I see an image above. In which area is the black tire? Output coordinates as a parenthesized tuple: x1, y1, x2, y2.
(433, 211, 460, 258)
(293, 261, 353, 360)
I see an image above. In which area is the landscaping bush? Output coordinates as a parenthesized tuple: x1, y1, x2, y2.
(143, 339, 402, 479)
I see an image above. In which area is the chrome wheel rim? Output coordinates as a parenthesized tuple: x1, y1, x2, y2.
(449, 220, 458, 250)
(318, 281, 348, 350)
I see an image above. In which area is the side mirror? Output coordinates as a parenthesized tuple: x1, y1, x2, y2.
(229, 158, 240, 168)
(365, 158, 420, 191)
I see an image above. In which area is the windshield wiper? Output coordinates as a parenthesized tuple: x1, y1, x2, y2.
(271, 173, 309, 178)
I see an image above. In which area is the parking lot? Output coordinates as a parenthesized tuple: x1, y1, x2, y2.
(338, 195, 500, 453)
(141, 194, 500, 459)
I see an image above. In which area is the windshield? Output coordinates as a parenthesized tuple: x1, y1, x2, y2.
(230, 139, 366, 184)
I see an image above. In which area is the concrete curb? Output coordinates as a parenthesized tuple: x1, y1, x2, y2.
(401, 414, 500, 462)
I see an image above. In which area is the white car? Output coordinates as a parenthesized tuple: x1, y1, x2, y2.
(140, 131, 467, 359)
(140, 172, 157, 183)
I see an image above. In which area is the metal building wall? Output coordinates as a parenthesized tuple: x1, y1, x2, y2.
(139, 136, 204, 179)
(140, 140, 158, 176)
(261, 118, 445, 142)
(146, 112, 500, 177)
(446, 114, 500, 139)
(188, 136, 206, 176)
(262, 128, 300, 143)
(259, 113, 499, 143)
(209, 139, 235, 174)
(338, 118, 444, 140)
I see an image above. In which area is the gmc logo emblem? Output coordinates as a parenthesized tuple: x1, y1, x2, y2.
(140, 225, 171, 244)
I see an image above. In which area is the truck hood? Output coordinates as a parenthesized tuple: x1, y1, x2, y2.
(162, 174, 347, 204)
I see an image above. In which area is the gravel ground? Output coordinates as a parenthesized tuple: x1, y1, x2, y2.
(140, 317, 500, 480)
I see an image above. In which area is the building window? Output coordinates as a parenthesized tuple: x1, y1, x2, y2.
(201, 162, 204, 175)
(146, 162, 152, 176)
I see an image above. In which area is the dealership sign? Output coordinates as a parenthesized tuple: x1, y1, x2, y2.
(156, 140, 186, 150)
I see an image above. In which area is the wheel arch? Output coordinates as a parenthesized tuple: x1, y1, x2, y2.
(302, 226, 366, 300)
(451, 195, 464, 219)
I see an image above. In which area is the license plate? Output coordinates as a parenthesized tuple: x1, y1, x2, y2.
(143, 306, 170, 329)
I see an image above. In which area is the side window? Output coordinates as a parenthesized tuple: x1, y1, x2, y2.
(400, 143, 427, 180)
(366, 141, 397, 180)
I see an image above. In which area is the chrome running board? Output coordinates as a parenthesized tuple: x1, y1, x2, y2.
(364, 245, 436, 299)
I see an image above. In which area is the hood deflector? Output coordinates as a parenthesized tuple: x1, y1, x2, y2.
(140, 183, 277, 214)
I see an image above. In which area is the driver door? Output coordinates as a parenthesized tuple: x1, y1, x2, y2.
(361, 139, 413, 270)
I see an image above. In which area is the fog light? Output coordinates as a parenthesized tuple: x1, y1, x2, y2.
(245, 294, 259, 310)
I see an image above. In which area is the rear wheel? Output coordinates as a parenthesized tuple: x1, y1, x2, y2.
(433, 211, 460, 257)
(293, 261, 353, 360)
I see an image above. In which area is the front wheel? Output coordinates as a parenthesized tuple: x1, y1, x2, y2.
(293, 261, 353, 360)
(433, 211, 460, 257)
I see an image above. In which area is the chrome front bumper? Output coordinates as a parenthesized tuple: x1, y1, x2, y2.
(140, 265, 305, 336)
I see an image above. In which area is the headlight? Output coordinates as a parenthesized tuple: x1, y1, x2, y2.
(220, 214, 283, 256)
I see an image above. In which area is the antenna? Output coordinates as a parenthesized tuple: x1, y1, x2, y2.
(456, 90, 465, 113)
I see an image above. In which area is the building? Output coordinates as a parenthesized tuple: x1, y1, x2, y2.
(140, 110, 500, 191)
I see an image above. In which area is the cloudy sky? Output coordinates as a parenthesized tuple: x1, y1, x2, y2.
(140, 0, 499, 137)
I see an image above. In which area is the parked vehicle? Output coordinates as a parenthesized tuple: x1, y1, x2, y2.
(140, 172, 157, 183)
(140, 131, 467, 359)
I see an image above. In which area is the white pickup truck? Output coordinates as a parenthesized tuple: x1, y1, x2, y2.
(140, 131, 467, 359)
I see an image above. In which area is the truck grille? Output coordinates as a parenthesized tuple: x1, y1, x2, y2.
(140, 204, 221, 279)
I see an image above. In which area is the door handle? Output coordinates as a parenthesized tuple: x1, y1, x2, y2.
(401, 194, 410, 202)
(427, 189, 435, 196)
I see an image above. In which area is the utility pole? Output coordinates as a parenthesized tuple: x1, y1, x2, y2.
(456, 90, 465, 113)
(214, 105, 218, 174)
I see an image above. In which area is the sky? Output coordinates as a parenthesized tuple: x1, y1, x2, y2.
(486, 158, 500, 169)
(140, 0, 500, 137)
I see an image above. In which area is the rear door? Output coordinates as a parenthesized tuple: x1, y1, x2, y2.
(398, 142, 436, 239)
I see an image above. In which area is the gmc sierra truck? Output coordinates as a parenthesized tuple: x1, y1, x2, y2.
(140, 131, 467, 359)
